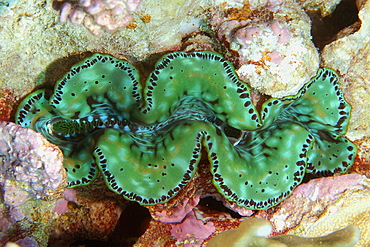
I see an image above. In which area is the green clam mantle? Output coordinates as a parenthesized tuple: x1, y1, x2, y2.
(15, 51, 357, 210)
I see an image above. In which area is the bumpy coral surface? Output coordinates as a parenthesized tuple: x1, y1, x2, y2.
(0, 88, 16, 121)
(15, 51, 356, 211)
(284, 174, 370, 247)
(206, 217, 360, 247)
(50, 187, 123, 245)
(0, 121, 67, 246)
(321, 0, 370, 167)
(135, 173, 369, 246)
(256, 174, 368, 233)
(0, 121, 66, 202)
(213, 1, 319, 98)
(58, 0, 141, 35)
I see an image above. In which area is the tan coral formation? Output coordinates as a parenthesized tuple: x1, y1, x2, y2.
(211, 0, 320, 98)
(286, 182, 370, 247)
(206, 218, 283, 247)
(321, 0, 370, 156)
(135, 174, 369, 246)
(0, 0, 210, 98)
(206, 218, 360, 247)
(254, 174, 370, 247)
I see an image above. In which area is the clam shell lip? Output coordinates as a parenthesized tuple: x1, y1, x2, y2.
(15, 52, 357, 209)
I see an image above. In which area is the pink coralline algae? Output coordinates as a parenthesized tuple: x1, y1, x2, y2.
(53, 188, 77, 214)
(170, 210, 216, 246)
(153, 194, 201, 223)
(270, 20, 291, 44)
(58, 0, 141, 35)
(0, 121, 66, 245)
(212, 1, 319, 98)
(293, 173, 365, 201)
(0, 121, 66, 203)
(256, 173, 367, 234)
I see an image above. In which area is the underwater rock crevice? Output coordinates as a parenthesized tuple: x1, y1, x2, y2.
(308, 0, 360, 50)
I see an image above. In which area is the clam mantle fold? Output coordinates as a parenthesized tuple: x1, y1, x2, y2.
(15, 51, 357, 210)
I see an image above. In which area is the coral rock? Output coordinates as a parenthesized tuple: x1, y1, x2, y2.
(253, 173, 370, 246)
(321, 0, 370, 168)
(0, 121, 66, 200)
(213, 1, 319, 98)
(0, 121, 67, 246)
(136, 206, 240, 247)
(58, 0, 141, 35)
(286, 176, 370, 246)
(207, 217, 360, 247)
(0, 88, 16, 121)
(292, 173, 365, 201)
(170, 210, 216, 246)
(50, 184, 123, 245)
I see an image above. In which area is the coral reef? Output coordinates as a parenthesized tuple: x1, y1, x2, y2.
(0, 121, 66, 203)
(283, 174, 370, 247)
(170, 210, 216, 246)
(0, 0, 369, 245)
(15, 52, 356, 210)
(135, 173, 369, 246)
(0, 0, 210, 100)
(135, 205, 233, 246)
(206, 217, 360, 247)
(49, 185, 123, 245)
(57, 0, 141, 35)
(256, 174, 369, 233)
(0, 121, 67, 246)
(212, 1, 319, 97)
(0, 88, 16, 121)
(320, 0, 370, 169)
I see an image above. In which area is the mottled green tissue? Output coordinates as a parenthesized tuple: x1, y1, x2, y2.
(15, 52, 357, 209)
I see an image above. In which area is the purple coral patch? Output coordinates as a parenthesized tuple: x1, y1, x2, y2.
(155, 194, 200, 223)
(15, 237, 39, 247)
(170, 210, 215, 243)
(268, 51, 283, 65)
(271, 20, 291, 44)
(63, 188, 77, 202)
(293, 173, 364, 201)
(0, 121, 66, 201)
(53, 198, 69, 215)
